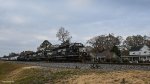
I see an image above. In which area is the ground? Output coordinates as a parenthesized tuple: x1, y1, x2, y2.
(62, 70, 150, 84)
(0, 61, 149, 84)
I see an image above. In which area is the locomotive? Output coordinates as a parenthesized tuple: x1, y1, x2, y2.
(48, 43, 91, 62)
(17, 40, 91, 62)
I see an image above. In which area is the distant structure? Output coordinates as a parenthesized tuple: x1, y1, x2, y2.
(122, 45, 150, 63)
(1, 53, 19, 61)
(130, 45, 150, 56)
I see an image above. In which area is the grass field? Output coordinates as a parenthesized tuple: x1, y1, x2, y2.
(0, 61, 149, 84)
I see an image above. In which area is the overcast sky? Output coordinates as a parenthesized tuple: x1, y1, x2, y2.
(0, 0, 150, 56)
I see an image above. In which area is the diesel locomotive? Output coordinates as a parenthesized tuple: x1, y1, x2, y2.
(17, 41, 91, 62)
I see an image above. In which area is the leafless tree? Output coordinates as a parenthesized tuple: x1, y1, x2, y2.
(56, 27, 72, 43)
(123, 35, 150, 49)
(87, 34, 121, 53)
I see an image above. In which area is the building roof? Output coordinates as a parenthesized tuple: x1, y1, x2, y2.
(130, 46, 143, 51)
(129, 45, 150, 51)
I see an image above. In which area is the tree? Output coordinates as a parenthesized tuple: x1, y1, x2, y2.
(87, 34, 122, 53)
(123, 35, 150, 49)
(56, 27, 72, 43)
(111, 46, 121, 57)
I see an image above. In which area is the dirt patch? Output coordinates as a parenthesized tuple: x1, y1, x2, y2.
(22, 66, 42, 69)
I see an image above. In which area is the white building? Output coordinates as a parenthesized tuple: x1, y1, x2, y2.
(129, 45, 150, 56)
(122, 45, 150, 63)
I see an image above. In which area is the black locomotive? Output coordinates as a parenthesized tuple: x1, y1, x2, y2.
(48, 43, 90, 62)
(17, 40, 91, 62)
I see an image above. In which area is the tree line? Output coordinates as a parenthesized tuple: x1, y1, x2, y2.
(57, 27, 150, 56)
(3, 27, 150, 60)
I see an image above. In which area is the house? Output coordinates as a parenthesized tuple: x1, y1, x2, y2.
(130, 45, 150, 56)
(93, 50, 119, 63)
(122, 45, 150, 63)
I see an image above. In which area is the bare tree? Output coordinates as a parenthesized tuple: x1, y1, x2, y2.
(123, 35, 150, 49)
(56, 27, 72, 43)
(87, 34, 121, 53)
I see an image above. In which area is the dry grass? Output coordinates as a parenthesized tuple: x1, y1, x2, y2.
(59, 70, 150, 84)
(0, 61, 27, 80)
(0, 61, 149, 84)
(0, 61, 80, 84)
(0, 62, 51, 84)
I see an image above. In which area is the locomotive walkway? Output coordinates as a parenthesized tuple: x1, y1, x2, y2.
(8, 61, 150, 71)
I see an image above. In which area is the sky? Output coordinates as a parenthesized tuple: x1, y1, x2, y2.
(0, 0, 150, 56)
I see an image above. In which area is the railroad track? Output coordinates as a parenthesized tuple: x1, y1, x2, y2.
(5, 61, 150, 71)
